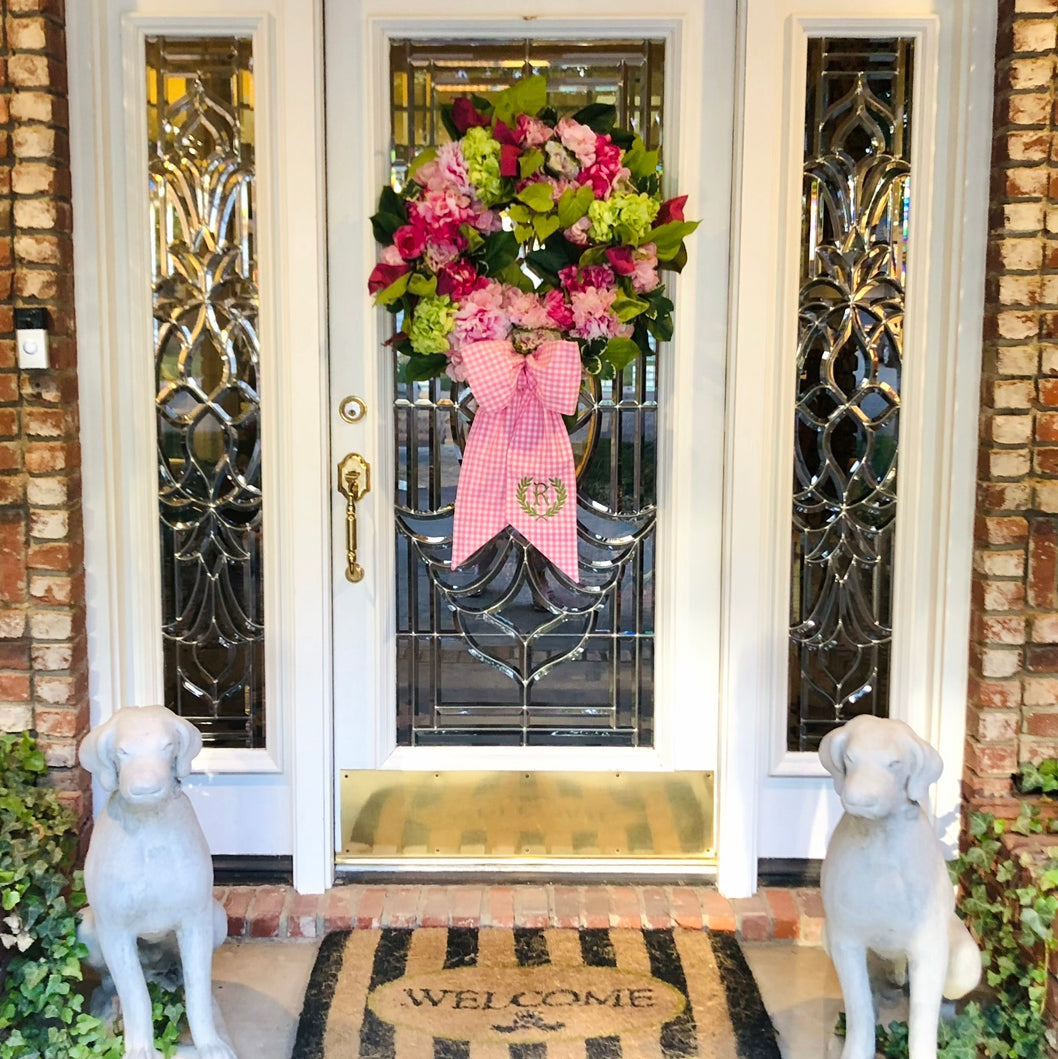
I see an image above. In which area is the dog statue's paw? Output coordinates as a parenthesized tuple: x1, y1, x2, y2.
(122, 1043, 164, 1059)
(193, 1040, 237, 1059)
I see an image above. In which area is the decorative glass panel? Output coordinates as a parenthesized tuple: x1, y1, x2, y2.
(391, 41, 664, 747)
(147, 37, 264, 748)
(788, 37, 913, 752)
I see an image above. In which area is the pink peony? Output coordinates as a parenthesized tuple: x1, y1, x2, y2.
(570, 285, 619, 341)
(517, 114, 553, 148)
(543, 288, 574, 330)
(505, 289, 551, 330)
(450, 281, 511, 348)
(416, 141, 473, 197)
(629, 243, 659, 293)
(414, 187, 473, 233)
(556, 117, 597, 167)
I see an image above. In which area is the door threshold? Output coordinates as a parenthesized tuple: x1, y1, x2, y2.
(333, 856, 717, 882)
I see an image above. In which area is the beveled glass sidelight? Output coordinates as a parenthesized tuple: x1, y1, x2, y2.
(146, 36, 264, 748)
(390, 40, 664, 747)
(788, 37, 914, 752)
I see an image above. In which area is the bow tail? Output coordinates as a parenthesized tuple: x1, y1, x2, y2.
(507, 408, 580, 582)
(451, 410, 511, 569)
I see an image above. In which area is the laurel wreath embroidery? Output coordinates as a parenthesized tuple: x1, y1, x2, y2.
(516, 477, 567, 519)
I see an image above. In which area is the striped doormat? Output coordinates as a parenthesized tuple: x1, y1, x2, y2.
(291, 927, 781, 1058)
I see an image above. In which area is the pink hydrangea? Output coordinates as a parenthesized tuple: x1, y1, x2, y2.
(422, 238, 464, 273)
(517, 113, 554, 148)
(450, 281, 511, 348)
(556, 117, 597, 167)
(563, 216, 593, 246)
(445, 346, 468, 383)
(416, 141, 472, 197)
(629, 243, 659, 293)
(569, 285, 619, 341)
(505, 289, 551, 330)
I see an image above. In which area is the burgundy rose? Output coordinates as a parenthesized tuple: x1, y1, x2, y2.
(499, 143, 522, 178)
(654, 195, 687, 226)
(451, 97, 490, 133)
(492, 119, 521, 146)
(367, 261, 410, 296)
(605, 246, 636, 276)
(437, 260, 487, 301)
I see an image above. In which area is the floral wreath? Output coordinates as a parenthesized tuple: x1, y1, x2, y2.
(367, 74, 697, 384)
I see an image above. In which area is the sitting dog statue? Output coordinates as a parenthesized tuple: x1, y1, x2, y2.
(819, 715, 981, 1059)
(78, 705, 236, 1059)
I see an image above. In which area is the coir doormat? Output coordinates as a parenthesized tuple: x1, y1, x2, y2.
(291, 927, 781, 1059)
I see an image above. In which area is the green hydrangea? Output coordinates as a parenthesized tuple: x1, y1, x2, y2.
(588, 191, 660, 244)
(463, 127, 503, 206)
(409, 295, 456, 354)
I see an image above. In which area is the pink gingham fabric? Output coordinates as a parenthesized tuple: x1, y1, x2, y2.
(451, 338, 581, 581)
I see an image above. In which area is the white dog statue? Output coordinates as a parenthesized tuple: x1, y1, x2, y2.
(819, 715, 981, 1059)
(79, 705, 236, 1059)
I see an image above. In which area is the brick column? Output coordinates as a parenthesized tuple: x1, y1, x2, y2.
(0, 0, 89, 835)
(967, 0, 1058, 811)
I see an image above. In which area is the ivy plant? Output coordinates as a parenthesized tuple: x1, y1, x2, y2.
(0, 731, 185, 1058)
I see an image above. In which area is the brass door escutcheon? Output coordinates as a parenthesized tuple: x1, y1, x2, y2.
(337, 453, 370, 582)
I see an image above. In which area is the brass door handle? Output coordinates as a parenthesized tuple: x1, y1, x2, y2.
(337, 453, 370, 582)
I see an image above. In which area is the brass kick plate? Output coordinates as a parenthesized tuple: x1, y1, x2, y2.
(338, 770, 715, 863)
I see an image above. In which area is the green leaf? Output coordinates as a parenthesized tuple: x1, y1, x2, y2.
(519, 148, 544, 179)
(571, 101, 617, 134)
(649, 220, 701, 260)
(373, 272, 411, 306)
(532, 214, 562, 242)
(555, 185, 593, 230)
(507, 204, 533, 224)
(407, 273, 438, 297)
(612, 292, 650, 323)
(491, 74, 548, 127)
(602, 337, 641, 372)
(398, 354, 449, 383)
(481, 229, 520, 275)
(622, 137, 659, 182)
(516, 182, 556, 214)
(439, 104, 460, 141)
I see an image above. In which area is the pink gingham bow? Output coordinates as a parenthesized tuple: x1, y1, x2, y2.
(452, 338, 581, 581)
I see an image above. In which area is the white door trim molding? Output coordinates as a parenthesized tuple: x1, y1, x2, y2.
(719, 0, 995, 897)
(69, 0, 333, 893)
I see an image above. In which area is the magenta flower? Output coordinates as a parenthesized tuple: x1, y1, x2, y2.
(543, 289, 574, 330)
(393, 224, 427, 260)
(437, 260, 487, 301)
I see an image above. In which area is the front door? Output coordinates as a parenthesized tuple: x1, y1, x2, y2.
(325, 2, 730, 872)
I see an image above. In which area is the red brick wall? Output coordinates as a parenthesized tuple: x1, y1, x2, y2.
(967, 0, 1058, 811)
(0, 0, 89, 834)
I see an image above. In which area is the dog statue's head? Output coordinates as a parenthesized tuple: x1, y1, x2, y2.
(818, 715, 943, 819)
(79, 706, 202, 806)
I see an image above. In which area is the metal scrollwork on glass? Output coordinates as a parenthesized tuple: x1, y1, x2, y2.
(147, 37, 264, 748)
(789, 38, 913, 752)
(391, 40, 664, 747)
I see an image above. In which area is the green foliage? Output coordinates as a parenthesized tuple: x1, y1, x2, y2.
(0, 731, 185, 1058)
(1018, 760, 1058, 794)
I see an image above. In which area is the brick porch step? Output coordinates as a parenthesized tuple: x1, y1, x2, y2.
(215, 883, 825, 944)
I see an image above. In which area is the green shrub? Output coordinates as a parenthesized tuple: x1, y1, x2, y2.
(0, 731, 184, 1058)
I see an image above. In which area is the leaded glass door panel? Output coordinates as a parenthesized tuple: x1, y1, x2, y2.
(327, 18, 721, 868)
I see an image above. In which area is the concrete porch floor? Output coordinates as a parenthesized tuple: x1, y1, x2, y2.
(193, 882, 882, 1058)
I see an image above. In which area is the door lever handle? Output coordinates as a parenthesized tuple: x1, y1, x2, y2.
(337, 453, 370, 582)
